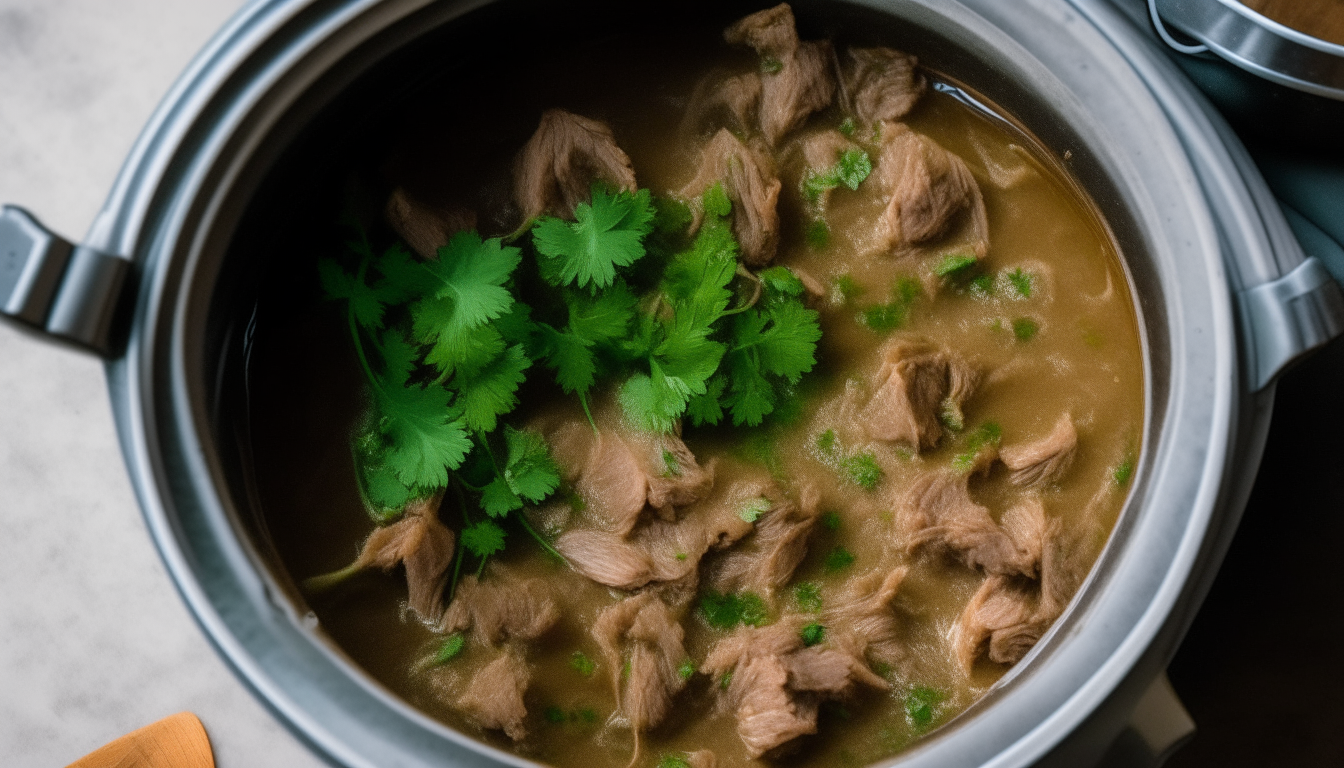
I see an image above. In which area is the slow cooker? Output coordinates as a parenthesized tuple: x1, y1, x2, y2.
(2, 1, 1341, 766)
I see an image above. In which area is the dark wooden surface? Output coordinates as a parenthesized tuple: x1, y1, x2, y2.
(1166, 334, 1344, 767)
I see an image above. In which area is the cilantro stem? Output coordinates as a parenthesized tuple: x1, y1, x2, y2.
(475, 554, 489, 579)
(301, 562, 365, 595)
(721, 263, 763, 317)
(348, 260, 383, 395)
(517, 513, 567, 562)
(579, 391, 599, 435)
(447, 476, 470, 603)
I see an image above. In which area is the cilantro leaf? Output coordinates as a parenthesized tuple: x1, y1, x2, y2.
(825, 545, 856, 572)
(481, 426, 561, 516)
(319, 257, 406, 329)
(685, 375, 727, 427)
(698, 591, 769, 629)
(794, 582, 823, 612)
(538, 325, 597, 395)
(835, 148, 873, 190)
(454, 344, 531, 433)
(533, 186, 655, 290)
(410, 232, 521, 375)
(373, 332, 472, 488)
(1012, 317, 1039, 341)
(1007, 267, 1033, 297)
(678, 659, 696, 680)
(702, 182, 732, 218)
(841, 452, 882, 490)
(738, 497, 771, 523)
(461, 520, 506, 559)
(934, 252, 978, 280)
(570, 652, 596, 677)
(905, 686, 943, 728)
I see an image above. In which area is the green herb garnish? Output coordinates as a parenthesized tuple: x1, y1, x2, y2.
(861, 278, 922, 332)
(794, 582, 823, 613)
(806, 219, 831, 250)
(825, 546, 856, 573)
(800, 622, 826, 647)
(1012, 317, 1039, 341)
(904, 686, 943, 728)
(821, 511, 841, 531)
(544, 706, 566, 724)
(841, 452, 883, 490)
(699, 590, 769, 629)
(678, 658, 697, 680)
(803, 148, 873, 200)
(815, 429, 837, 454)
(570, 651, 596, 677)
(952, 422, 1003, 472)
(739, 497, 771, 523)
(933, 252, 978, 280)
(432, 633, 466, 665)
(1114, 454, 1136, 486)
(1007, 267, 1033, 297)
(533, 185, 655, 290)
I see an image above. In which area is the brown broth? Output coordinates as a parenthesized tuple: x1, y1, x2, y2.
(243, 27, 1143, 768)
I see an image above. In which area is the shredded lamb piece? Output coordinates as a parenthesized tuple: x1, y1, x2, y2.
(725, 4, 836, 147)
(713, 484, 821, 595)
(545, 420, 715, 536)
(347, 493, 455, 621)
(860, 340, 980, 450)
(954, 504, 1073, 671)
(840, 47, 926, 124)
(1000, 413, 1078, 487)
(900, 473, 1038, 578)
(592, 593, 690, 739)
(557, 477, 760, 590)
(458, 649, 531, 741)
(440, 566, 560, 645)
(823, 567, 909, 665)
(384, 187, 477, 260)
(683, 70, 762, 136)
(680, 129, 782, 266)
(513, 109, 637, 221)
(703, 618, 888, 757)
(873, 122, 989, 257)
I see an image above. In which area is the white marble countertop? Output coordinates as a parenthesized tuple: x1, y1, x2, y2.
(0, 1, 327, 765)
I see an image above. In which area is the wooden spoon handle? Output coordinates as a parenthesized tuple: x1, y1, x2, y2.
(66, 712, 214, 768)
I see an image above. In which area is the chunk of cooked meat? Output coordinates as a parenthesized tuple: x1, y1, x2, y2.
(384, 187, 477, 260)
(873, 122, 989, 257)
(544, 417, 715, 536)
(712, 484, 821, 595)
(703, 618, 888, 757)
(724, 3, 800, 59)
(1000, 413, 1078, 487)
(458, 649, 531, 741)
(900, 472, 1038, 578)
(592, 593, 690, 738)
(557, 476, 760, 590)
(840, 47, 925, 125)
(440, 566, 560, 645)
(860, 339, 979, 450)
(791, 130, 860, 209)
(823, 566, 909, 665)
(680, 129, 782, 267)
(513, 109, 637, 221)
(954, 506, 1072, 671)
(305, 493, 454, 621)
(682, 70, 762, 136)
(725, 4, 837, 146)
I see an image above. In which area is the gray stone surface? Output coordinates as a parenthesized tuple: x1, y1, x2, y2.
(0, 1, 328, 765)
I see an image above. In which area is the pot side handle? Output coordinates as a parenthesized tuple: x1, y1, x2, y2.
(0, 205, 131, 358)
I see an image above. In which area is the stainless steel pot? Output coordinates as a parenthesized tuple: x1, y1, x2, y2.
(2, 1, 1340, 766)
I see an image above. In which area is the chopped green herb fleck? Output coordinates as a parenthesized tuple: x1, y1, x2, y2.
(675, 552, 688, 561)
(570, 651, 596, 677)
(1114, 455, 1136, 486)
(432, 633, 466, 665)
(839, 117, 857, 137)
(760, 57, 784, 74)
(939, 397, 965, 433)
(699, 590, 769, 629)
(835, 148, 873, 190)
(544, 705, 566, 724)
(801, 622, 826, 647)
(678, 658, 696, 680)
(825, 546, 856, 573)
(815, 429, 837, 454)
(841, 452, 883, 490)
(662, 449, 682, 477)
(739, 497, 771, 523)
(794, 581, 823, 613)
(1012, 317, 1039, 341)
(905, 686, 942, 728)
(1007, 267, 1033, 297)
(821, 511, 841, 531)
(861, 278, 921, 332)
(969, 273, 995, 297)
(575, 707, 598, 724)
(933, 252, 978, 280)
(834, 274, 863, 303)
(806, 219, 831, 250)
(720, 672, 734, 690)
(952, 422, 1003, 472)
